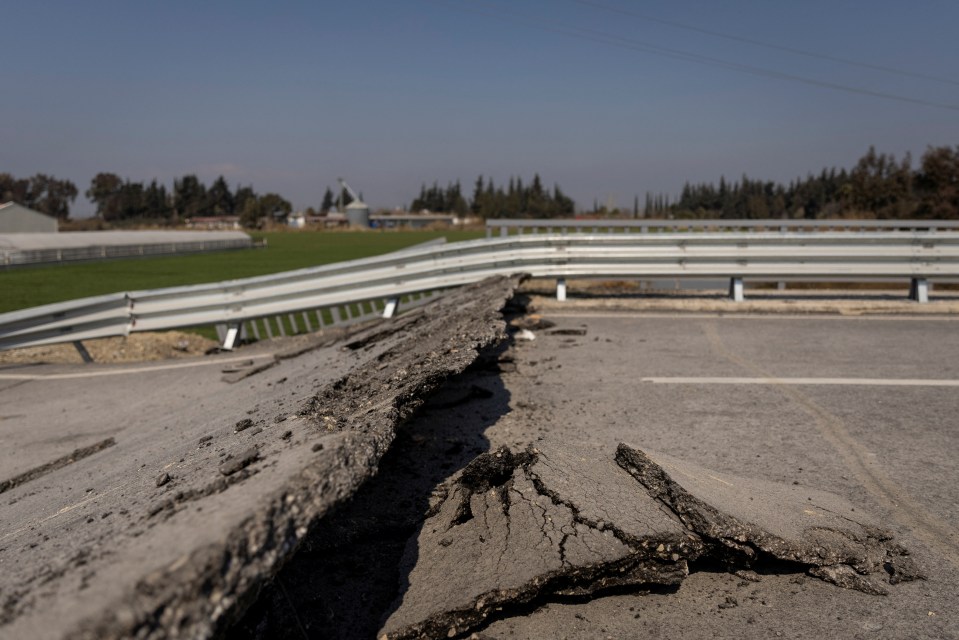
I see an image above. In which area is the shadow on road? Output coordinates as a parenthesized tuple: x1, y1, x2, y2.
(229, 342, 513, 639)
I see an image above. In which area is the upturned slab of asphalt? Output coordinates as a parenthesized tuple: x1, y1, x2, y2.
(0, 276, 519, 640)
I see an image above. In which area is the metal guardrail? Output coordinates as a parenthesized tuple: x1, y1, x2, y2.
(486, 218, 959, 237)
(3, 231, 959, 352)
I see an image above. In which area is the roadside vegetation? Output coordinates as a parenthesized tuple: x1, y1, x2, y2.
(0, 230, 484, 313)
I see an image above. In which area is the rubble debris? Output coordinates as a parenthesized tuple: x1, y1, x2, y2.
(218, 447, 261, 476)
(381, 442, 921, 640)
(233, 418, 254, 433)
(508, 312, 554, 331)
(155, 473, 171, 488)
(547, 328, 587, 336)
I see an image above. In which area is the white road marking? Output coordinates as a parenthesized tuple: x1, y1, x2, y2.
(642, 376, 959, 387)
(0, 353, 275, 381)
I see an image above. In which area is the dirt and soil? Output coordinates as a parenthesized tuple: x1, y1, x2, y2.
(0, 331, 218, 365)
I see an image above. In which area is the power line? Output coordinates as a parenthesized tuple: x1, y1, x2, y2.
(435, 0, 959, 112)
(572, 0, 959, 89)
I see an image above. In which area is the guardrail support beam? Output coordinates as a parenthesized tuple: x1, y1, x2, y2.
(909, 278, 929, 303)
(729, 277, 744, 302)
(556, 278, 567, 302)
(73, 341, 94, 364)
(221, 323, 242, 351)
(383, 297, 400, 318)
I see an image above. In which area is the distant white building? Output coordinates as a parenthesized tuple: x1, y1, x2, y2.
(371, 213, 455, 229)
(185, 216, 241, 230)
(287, 211, 306, 229)
(0, 202, 58, 233)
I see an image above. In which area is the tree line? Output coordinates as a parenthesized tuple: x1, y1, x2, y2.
(0, 173, 78, 220)
(4, 146, 958, 225)
(644, 145, 959, 220)
(409, 174, 575, 218)
(85, 173, 292, 228)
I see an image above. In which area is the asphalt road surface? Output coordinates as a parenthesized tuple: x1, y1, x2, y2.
(3, 297, 958, 639)
(0, 277, 516, 640)
(478, 312, 959, 639)
(237, 309, 958, 639)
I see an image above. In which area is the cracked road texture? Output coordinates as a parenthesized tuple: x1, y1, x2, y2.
(381, 442, 919, 640)
(0, 275, 519, 640)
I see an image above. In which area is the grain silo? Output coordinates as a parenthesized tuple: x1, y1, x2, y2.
(338, 178, 371, 228)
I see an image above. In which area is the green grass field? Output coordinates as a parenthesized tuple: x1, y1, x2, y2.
(0, 230, 485, 313)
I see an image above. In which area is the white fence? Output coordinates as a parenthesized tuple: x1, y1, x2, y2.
(0, 231, 255, 267)
(2, 231, 959, 352)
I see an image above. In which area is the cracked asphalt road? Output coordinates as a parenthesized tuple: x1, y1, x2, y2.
(381, 441, 920, 639)
(478, 312, 959, 639)
(3, 292, 958, 640)
(0, 276, 519, 640)
(235, 310, 959, 639)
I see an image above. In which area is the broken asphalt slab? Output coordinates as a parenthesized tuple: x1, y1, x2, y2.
(615, 445, 922, 594)
(0, 275, 521, 640)
(380, 442, 920, 640)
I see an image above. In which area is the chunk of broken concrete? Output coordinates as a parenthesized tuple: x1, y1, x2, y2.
(380, 442, 921, 640)
(615, 444, 922, 595)
(380, 444, 698, 639)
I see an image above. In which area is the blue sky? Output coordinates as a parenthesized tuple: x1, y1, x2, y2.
(2, 0, 958, 216)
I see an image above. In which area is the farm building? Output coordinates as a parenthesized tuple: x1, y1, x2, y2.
(0, 202, 58, 233)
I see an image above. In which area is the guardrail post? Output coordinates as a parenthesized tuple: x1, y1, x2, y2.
(221, 323, 242, 350)
(909, 278, 929, 303)
(556, 278, 567, 302)
(500, 226, 508, 238)
(73, 341, 94, 364)
(729, 277, 744, 302)
(383, 297, 400, 318)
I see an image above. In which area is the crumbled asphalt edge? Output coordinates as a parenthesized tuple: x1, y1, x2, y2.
(66, 275, 522, 640)
(0, 438, 116, 495)
(383, 443, 922, 640)
(383, 446, 697, 640)
(614, 444, 924, 595)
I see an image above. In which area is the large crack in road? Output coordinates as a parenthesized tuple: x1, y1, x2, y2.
(1, 275, 522, 640)
(2, 282, 934, 640)
(381, 442, 921, 639)
(232, 335, 922, 640)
